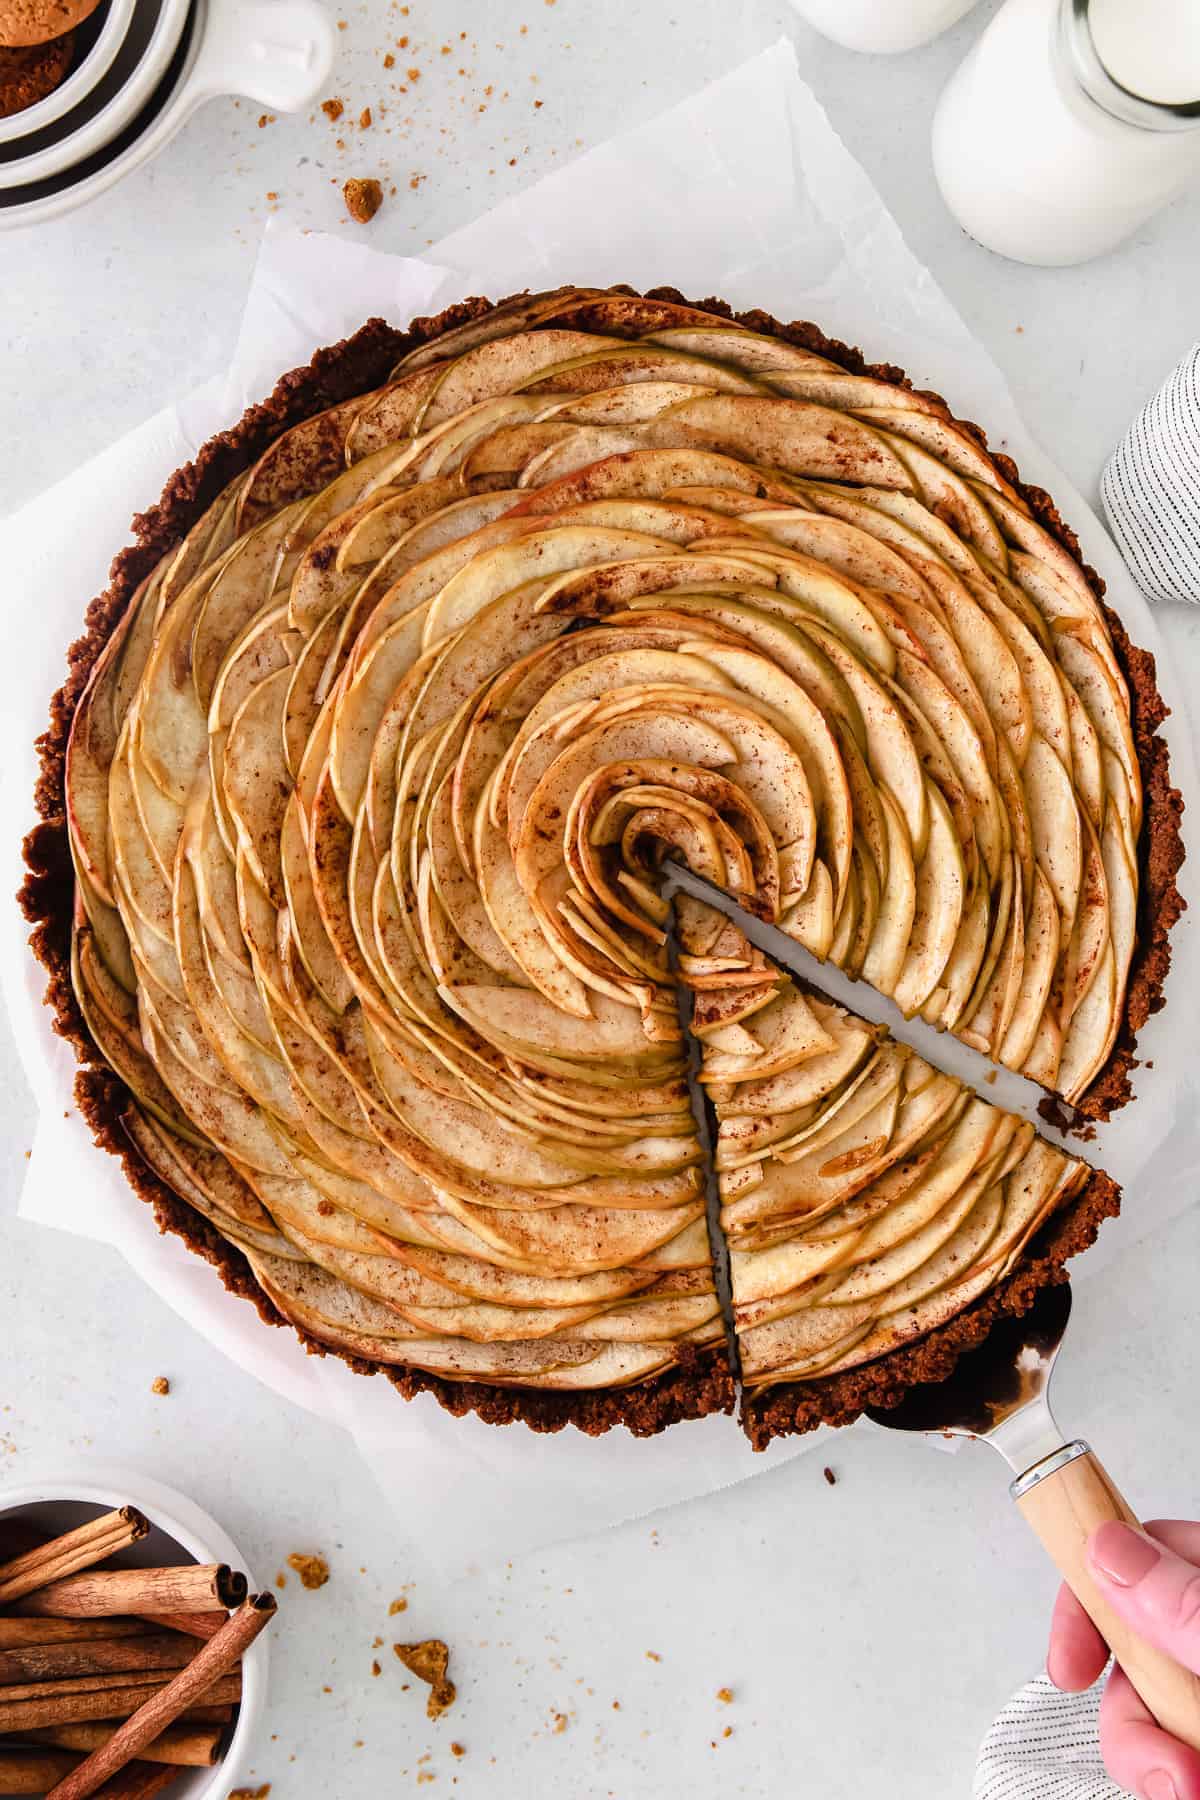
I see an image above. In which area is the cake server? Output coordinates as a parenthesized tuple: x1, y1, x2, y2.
(658, 864, 1200, 1744)
(866, 1281, 1200, 1750)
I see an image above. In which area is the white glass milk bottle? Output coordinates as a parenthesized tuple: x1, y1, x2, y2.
(932, 0, 1200, 265)
(788, 0, 981, 55)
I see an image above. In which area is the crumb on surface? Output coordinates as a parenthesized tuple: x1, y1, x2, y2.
(823, 1466, 837, 1487)
(383, 51, 394, 65)
(359, 106, 372, 127)
(228, 1788, 271, 1799)
(551, 1712, 567, 1734)
(286, 1552, 330, 1590)
(716, 1687, 733, 1705)
(275, 1571, 287, 1589)
(150, 1376, 170, 1396)
(645, 1650, 661, 1662)
(372, 1659, 381, 1676)
(389, 1597, 409, 1614)
(450, 1743, 465, 1758)
(395, 1640, 456, 1720)
(321, 97, 343, 120)
(343, 177, 383, 223)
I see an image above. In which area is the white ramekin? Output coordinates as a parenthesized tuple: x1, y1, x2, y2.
(0, 0, 334, 224)
(0, 1464, 269, 1798)
(0, 0, 137, 145)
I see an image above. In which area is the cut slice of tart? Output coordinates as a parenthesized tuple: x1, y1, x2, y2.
(21, 285, 1178, 1440)
(673, 897, 1119, 1446)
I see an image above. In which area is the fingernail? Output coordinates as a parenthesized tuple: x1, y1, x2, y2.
(1143, 1771, 1178, 1800)
(1090, 1521, 1161, 1588)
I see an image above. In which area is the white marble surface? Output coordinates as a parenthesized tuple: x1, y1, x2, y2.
(3, 3, 1200, 1796)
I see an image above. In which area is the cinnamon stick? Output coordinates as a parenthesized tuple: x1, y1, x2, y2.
(0, 1514, 149, 1609)
(14, 1567, 245, 1620)
(26, 1723, 222, 1769)
(176, 1704, 231, 1725)
(91, 1766, 178, 1798)
(0, 1622, 151, 1650)
(0, 1672, 166, 1704)
(42, 1597, 273, 1800)
(0, 1748, 82, 1794)
(0, 1673, 241, 1734)
(0, 1636, 197, 1684)
(131, 1613, 227, 1642)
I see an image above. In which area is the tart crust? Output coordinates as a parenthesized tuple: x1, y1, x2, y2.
(19, 287, 1182, 1441)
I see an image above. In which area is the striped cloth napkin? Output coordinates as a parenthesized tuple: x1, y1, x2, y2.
(974, 1673, 1123, 1799)
(1102, 344, 1200, 606)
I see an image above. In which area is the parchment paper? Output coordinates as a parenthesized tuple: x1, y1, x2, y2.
(2, 40, 1196, 1578)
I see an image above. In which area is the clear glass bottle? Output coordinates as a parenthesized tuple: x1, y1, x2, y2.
(788, 0, 981, 56)
(932, 0, 1200, 265)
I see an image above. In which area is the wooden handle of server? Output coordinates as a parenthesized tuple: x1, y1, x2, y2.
(1016, 1445, 1200, 1753)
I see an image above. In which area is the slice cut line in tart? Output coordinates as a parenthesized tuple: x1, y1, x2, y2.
(21, 286, 1182, 1444)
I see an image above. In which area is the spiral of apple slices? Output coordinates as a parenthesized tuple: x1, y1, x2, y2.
(62, 288, 1134, 1399)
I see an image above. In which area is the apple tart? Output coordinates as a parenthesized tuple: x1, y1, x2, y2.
(22, 286, 1180, 1442)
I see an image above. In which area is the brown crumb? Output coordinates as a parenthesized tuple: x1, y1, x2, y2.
(150, 1377, 170, 1396)
(551, 1713, 567, 1734)
(389, 1597, 409, 1615)
(984, 1069, 998, 1085)
(336, 16, 346, 25)
(407, 65, 420, 79)
(645, 1651, 661, 1662)
(257, 113, 275, 127)
(321, 97, 343, 120)
(383, 51, 394, 65)
(275, 1572, 287, 1589)
(395, 1641, 456, 1720)
(397, 31, 408, 43)
(723, 1726, 733, 1739)
(372, 1659, 382, 1676)
(450, 1743, 465, 1758)
(372, 1636, 384, 1649)
(322, 1685, 332, 1694)
(266, 191, 278, 203)
(611, 1701, 620, 1711)
(716, 1687, 733, 1705)
(440, 42, 450, 52)
(359, 106, 372, 127)
(823, 1466, 837, 1487)
(417, 1776, 435, 1787)
(343, 177, 383, 223)
(228, 1789, 271, 1799)
(286, 1553, 330, 1590)
(534, 98, 542, 107)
